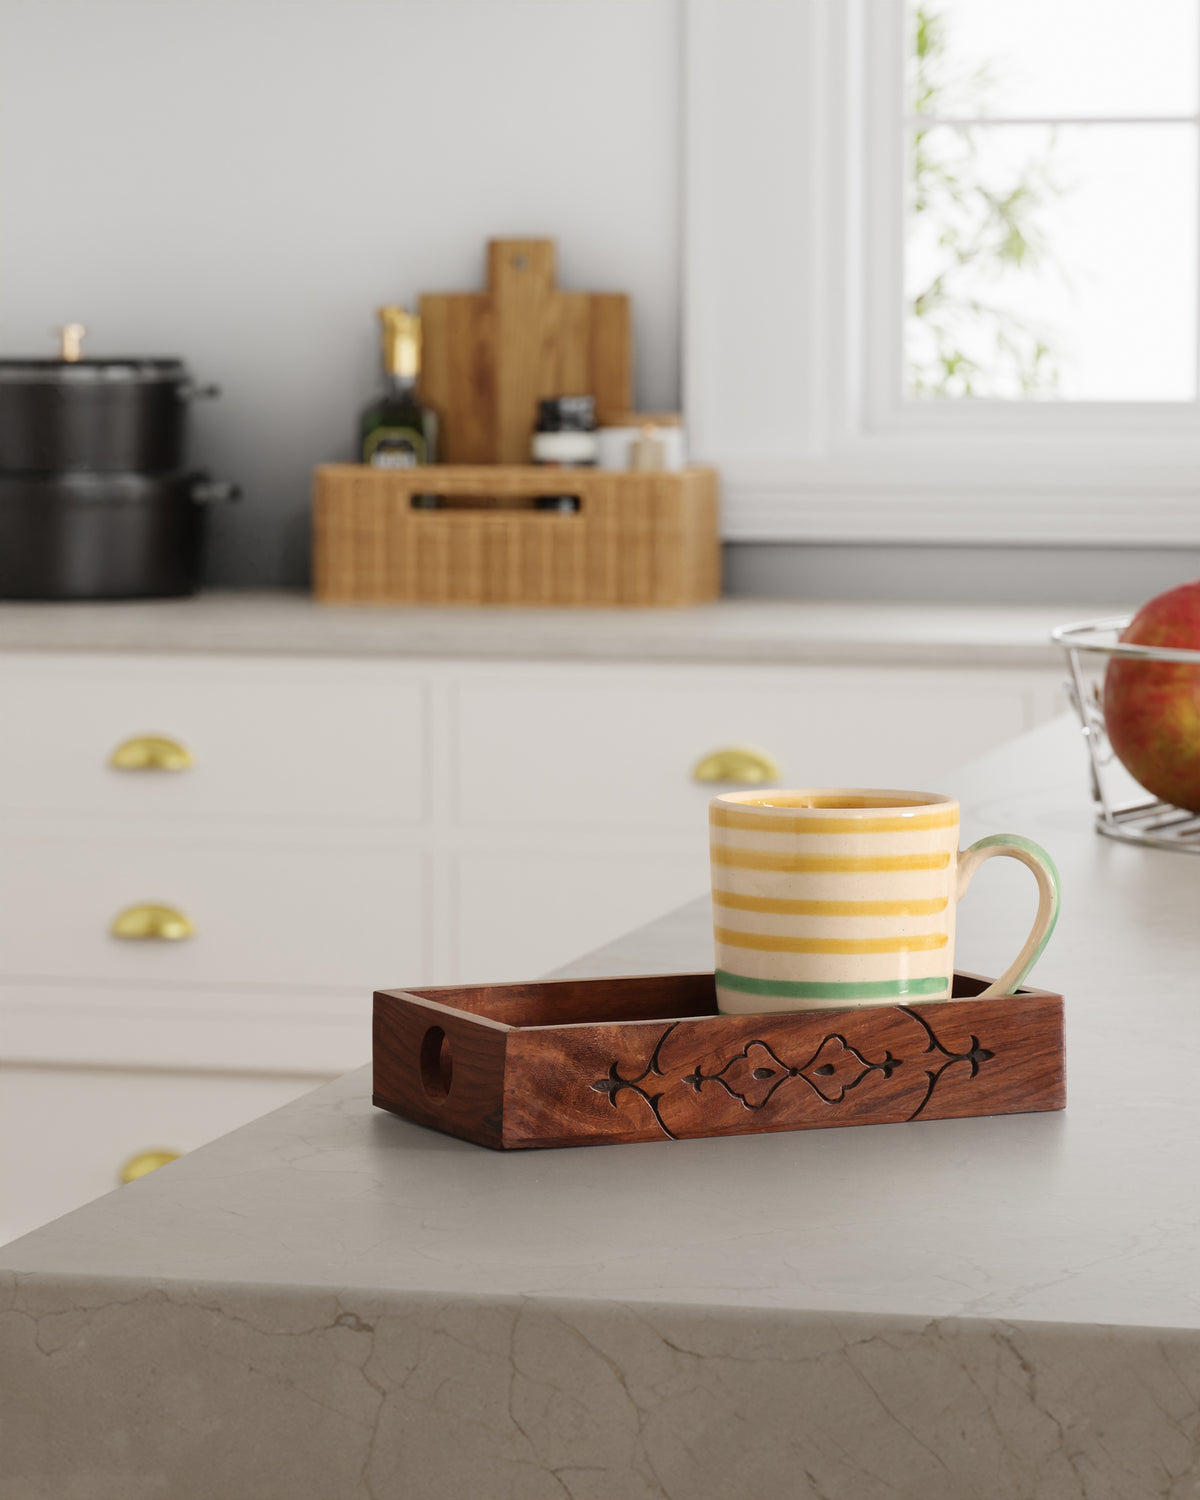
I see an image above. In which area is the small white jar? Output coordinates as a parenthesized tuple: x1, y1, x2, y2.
(531, 428, 599, 465)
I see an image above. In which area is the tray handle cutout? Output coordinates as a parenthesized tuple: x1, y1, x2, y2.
(419, 1025, 454, 1101)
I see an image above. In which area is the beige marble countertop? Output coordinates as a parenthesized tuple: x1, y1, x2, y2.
(0, 590, 1128, 667)
(3, 716, 1198, 1498)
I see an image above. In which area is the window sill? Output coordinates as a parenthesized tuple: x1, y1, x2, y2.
(718, 458, 1200, 546)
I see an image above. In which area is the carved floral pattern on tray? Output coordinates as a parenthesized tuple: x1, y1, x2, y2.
(589, 1007, 996, 1141)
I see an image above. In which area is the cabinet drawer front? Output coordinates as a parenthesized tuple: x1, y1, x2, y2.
(0, 654, 426, 827)
(0, 838, 427, 990)
(455, 665, 1036, 831)
(0, 1066, 319, 1247)
(454, 848, 705, 984)
(0, 979, 374, 1073)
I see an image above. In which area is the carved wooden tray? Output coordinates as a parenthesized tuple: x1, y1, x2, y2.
(372, 971, 1065, 1149)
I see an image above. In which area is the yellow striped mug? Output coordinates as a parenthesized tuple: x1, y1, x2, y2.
(710, 788, 1060, 1014)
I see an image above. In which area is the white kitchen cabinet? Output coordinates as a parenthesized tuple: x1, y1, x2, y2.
(453, 663, 1044, 832)
(0, 834, 427, 991)
(0, 981, 372, 1073)
(452, 846, 705, 984)
(0, 1065, 320, 1247)
(0, 654, 428, 829)
(0, 629, 1068, 1245)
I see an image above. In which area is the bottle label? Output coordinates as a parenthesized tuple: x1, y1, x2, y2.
(364, 426, 427, 467)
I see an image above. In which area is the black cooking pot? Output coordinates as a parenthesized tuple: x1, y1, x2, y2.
(0, 358, 218, 474)
(0, 471, 239, 599)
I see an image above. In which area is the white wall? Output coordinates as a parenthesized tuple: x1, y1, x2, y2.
(0, 0, 681, 585)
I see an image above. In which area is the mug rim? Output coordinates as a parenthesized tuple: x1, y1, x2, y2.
(712, 787, 958, 814)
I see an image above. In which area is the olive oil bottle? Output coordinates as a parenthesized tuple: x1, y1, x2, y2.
(359, 306, 438, 469)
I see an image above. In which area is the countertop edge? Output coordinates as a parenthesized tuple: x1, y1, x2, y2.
(6, 1267, 1199, 1339)
(0, 592, 1109, 669)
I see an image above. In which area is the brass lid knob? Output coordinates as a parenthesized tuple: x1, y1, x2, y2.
(57, 323, 86, 362)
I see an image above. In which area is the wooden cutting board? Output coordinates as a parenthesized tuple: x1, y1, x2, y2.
(419, 239, 632, 464)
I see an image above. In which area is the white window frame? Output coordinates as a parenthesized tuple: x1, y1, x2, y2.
(684, 0, 1200, 546)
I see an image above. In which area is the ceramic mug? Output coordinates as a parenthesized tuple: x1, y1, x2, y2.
(710, 788, 1060, 1014)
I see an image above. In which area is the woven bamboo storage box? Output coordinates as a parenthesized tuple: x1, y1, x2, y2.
(313, 464, 720, 606)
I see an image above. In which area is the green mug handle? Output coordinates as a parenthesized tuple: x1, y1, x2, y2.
(957, 834, 1061, 998)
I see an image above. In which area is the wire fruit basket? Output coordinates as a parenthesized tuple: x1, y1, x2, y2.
(1053, 617, 1200, 853)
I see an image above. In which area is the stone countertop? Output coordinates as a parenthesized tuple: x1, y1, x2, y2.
(4, 716, 1200, 1499)
(0, 590, 1128, 667)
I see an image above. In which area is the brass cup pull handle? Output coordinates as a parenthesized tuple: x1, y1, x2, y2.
(111, 904, 195, 941)
(119, 1149, 181, 1185)
(692, 746, 781, 785)
(109, 734, 193, 772)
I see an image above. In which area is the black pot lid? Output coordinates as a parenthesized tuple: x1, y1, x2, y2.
(0, 358, 188, 385)
(0, 469, 207, 499)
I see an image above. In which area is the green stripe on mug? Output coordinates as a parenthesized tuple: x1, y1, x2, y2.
(715, 970, 950, 1000)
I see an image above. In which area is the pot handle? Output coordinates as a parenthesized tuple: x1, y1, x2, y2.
(177, 381, 221, 401)
(190, 478, 241, 505)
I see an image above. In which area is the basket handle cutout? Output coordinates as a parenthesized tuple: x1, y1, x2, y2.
(407, 493, 583, 515)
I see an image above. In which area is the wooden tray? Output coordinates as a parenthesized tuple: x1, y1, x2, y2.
(372, 971, 1065, 1150)
(313, 464, 720, 607)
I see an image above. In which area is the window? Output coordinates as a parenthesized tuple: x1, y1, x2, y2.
(685, 0, 1200, 545)
(904, 0, 1198, 404)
